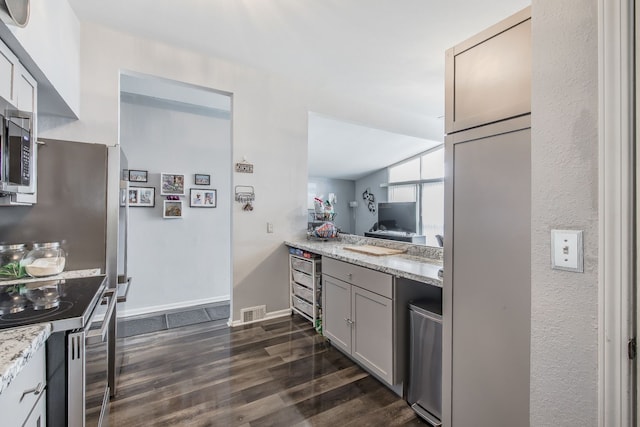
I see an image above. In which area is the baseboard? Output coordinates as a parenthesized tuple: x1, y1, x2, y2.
(119, 295, 231, 318)
(229, 308, 292, 327)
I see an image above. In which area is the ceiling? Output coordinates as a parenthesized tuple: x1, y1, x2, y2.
(68, 0, 530, 180)
(308, 112, 441, 180)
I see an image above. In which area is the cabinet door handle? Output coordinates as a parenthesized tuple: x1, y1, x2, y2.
(20, 382, 44, 402)
(344, 318, 354, 325)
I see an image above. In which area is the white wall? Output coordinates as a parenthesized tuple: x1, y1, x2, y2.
(308, 177, 355, 234)
(119, 95, 231, 315)
(354, 169, 387, 236)
(39, 22, 319, 321)
(530, 1, 599, 425)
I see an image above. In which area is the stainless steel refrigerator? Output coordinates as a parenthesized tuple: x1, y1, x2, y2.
(0, 137, 131, 398)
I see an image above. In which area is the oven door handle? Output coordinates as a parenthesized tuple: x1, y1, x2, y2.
(86, 290, 116, 345)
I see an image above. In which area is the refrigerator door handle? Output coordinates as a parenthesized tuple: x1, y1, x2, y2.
(116, 277, 131, 303)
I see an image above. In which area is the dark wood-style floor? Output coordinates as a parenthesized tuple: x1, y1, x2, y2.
(108, 314, 427, 426)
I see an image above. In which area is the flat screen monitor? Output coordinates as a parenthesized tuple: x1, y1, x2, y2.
(377, 202, 418, 233)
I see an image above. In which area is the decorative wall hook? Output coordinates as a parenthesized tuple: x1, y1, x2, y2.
(235, 185, 255, 211)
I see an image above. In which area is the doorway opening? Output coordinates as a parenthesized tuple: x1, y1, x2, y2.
(117, 71, 233, 329)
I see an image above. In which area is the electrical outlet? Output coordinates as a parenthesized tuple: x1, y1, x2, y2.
(267, 222, 273, 233)
(235, 162, 254, 173)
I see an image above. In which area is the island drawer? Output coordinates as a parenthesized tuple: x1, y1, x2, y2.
(323, 257, 393, 299)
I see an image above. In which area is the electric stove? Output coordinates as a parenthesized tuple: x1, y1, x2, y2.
(0, 275, 107, 332)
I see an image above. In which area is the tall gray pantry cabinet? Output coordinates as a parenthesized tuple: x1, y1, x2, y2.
(442, 7, 531, 427)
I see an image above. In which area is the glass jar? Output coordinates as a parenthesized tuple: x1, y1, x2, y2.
(0, 243, 27, 280)
(23, 242, 67, 277)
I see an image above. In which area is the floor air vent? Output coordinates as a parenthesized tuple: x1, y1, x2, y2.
(241, 305, 266, 323)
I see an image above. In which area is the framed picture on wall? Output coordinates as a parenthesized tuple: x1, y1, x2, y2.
(194, 174, 210, 185)
(160, 173, 185, 195)
(190, 188, 217, 207)
(128, 169, 148, 183)
(129, 186, 155, 207)
(163, 200, 183, 218)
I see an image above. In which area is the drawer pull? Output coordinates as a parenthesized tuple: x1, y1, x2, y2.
(20, 382, 44, 402)
(347, 273, 353, 280)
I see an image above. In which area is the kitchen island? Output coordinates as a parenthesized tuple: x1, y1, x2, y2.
(286, 235, 443, 397)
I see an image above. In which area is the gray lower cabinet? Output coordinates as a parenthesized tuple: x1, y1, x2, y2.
(23, 389, 47, 426)
(351, 285, 393, 384)
(0, 344, 47, 426)
(322, 257, 394, 386)
(322, 274, 352, 352)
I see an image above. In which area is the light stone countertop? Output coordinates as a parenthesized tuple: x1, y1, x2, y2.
(285, 238, 443, 287)
(0, 323, 51, 396)
(0, 268, 102, 286)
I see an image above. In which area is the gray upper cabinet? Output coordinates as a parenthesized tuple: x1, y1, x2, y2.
(0, 38, 36, 114)
(0, 40, 18, 106)
(445, 7, 531, 134)
(16, 63, 36, 114)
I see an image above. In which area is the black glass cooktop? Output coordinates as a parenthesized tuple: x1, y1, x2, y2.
(0, 275, 107, 331)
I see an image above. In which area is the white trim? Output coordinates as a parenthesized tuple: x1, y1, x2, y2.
(229, 308, 292, 327)
(118, 295, 230, 318)
(599, 0, 635, 426)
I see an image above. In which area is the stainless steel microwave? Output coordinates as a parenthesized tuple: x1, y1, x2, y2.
(0, 110, 35, 202)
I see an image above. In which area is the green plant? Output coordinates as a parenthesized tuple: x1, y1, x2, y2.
(0, 261, 26, 279)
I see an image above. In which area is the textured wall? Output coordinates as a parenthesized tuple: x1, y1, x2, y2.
(530, 1, 599, 425)
(354, 169, 388, 236)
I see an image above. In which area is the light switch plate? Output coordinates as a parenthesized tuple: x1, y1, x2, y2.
(551, 229, 584, 272)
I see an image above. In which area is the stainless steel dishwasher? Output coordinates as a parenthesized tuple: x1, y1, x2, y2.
(407, 300, 442, 427)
